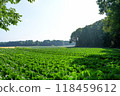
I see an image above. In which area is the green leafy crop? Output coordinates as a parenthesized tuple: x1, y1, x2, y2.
(0, 47, 120, 80)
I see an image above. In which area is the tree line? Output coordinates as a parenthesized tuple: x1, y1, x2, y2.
(70, 20, 112, 47)
(70, 0, 120, 48)
(97, 0, 120, 48)
(70, 20, 105, 47)
(0, 40, 75, 47)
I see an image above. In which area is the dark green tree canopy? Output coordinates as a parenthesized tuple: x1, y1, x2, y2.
(97, 0, 120, 14)
(0, 0, 35, 31)
(97, 0, 120, 48)
(70, 20, 106, 47)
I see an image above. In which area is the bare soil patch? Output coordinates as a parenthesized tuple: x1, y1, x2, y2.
(0, 47, 15, 48)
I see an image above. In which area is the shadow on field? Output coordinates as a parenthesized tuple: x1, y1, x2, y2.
(66, 46, 106, 48)
(70, 48, 120, 80)
(101, 48, 120, 54)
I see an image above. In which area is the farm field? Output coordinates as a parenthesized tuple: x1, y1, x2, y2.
(0, 47, 120, 80)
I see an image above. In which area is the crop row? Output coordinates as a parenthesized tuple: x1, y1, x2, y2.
(0, 47, 120, 80)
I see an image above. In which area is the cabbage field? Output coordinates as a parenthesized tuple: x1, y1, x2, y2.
(0, 47, 120, 80)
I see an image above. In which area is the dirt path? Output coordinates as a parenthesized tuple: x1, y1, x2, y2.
(0, 47, 15, 48)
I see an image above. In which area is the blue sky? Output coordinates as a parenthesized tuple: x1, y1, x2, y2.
(0, 0, 106, 42)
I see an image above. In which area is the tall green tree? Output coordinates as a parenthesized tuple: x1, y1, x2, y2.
(70, 20, 105, 47)
(97, 0, 120, 47)
(0, 0, 35, 31)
